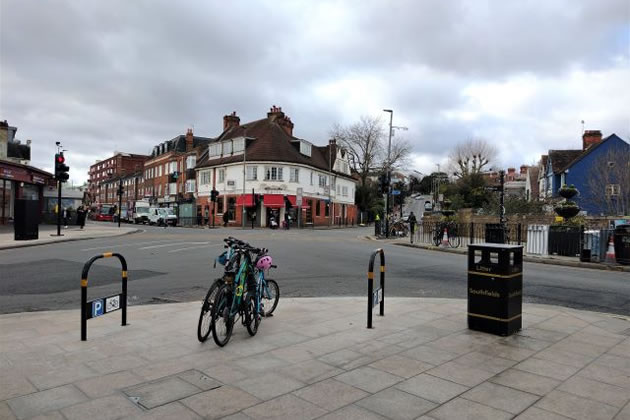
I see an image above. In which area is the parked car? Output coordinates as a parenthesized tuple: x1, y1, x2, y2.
(148, 207, 178, 226)
(93, 204, 114, 222)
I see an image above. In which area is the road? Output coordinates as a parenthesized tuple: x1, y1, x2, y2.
(1, 223, 629, 316)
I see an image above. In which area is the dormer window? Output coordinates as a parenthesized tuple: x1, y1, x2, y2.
(300, 141, 311, 157)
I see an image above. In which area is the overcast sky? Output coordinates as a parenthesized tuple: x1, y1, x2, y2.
(2, 0, 629, 184)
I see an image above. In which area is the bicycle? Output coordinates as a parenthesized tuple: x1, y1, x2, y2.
(389, 220, 409, 238)
(431, 222, 461, 248)
(211, 243, 269, 347)
(197, 237, 248, 342)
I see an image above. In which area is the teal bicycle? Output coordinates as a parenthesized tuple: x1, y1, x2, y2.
(210, 242, 278, 347)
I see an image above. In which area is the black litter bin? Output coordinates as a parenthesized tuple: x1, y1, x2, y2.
(614, 224, 630, 265)
(468, 243, 523, 336)
(14, 199, 39, 240)
(485, 224, 506, 244)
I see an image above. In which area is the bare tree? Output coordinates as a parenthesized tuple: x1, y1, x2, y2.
(330, 115, 385, 185)
(586, 148, 630, 216)
(448, 138, 498, 178)
(385, 136, 412, 170)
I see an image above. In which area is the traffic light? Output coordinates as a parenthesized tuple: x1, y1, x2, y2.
(54, 153, 70, 182)
(117, 181, 124, 196)
(378, 172, 389, 194)
(210, 189, 219, 202)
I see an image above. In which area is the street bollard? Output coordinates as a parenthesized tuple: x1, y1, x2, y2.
(367, 248, 385, 328)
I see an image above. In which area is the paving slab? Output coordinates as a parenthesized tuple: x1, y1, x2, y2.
(2, 297, 630, 420)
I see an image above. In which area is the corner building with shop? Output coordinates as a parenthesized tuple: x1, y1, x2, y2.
(195, 107, 357, 227)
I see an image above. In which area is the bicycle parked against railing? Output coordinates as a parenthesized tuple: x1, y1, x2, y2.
(197, 237, 279, 343)
(432, 221, 461, 248)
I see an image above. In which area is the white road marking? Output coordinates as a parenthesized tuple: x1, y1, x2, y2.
(168, 243, 221, 253)
(81, 239, 171, 251)
(139, 242, 208, 250)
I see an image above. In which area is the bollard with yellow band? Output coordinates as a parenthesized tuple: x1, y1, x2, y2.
(81, 252, 128, 341)
(367, 248, 385, 328)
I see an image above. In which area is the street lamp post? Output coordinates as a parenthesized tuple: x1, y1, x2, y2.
(383, 109, 393, 238)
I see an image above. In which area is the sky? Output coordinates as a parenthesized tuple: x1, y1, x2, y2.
(1, 0, 629, 184)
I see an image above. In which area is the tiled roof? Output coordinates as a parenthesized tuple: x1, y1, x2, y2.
(548, 150, 583, 174)
(151, 135, 213, 158)
(196, 116, 350, 177)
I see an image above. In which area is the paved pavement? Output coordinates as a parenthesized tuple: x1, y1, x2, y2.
(0, 223, 140, 250)
(1, 297, 629, 419)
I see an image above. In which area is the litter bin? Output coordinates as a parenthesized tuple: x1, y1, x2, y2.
(467, 243, 523, 336)
(485, 224, 506, 244)
(614, 224, 630, 265)
(14, 199, 39, 240)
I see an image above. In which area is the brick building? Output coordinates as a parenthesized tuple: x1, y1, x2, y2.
(142, 129, 211, 208)
(87, 152, 149, 205)
(195, 107, 358, 227)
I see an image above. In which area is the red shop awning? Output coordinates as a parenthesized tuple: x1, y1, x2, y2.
(236, 194, 255, 207)
(287, 195, 310, 209)
(263, 194, 284, 208)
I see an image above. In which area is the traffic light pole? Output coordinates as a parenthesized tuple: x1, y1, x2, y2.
(118, 179, 123, 228)
(56, 179, 63, 236)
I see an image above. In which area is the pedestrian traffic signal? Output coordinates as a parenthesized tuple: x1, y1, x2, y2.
(55, 153, 70, 182)
(378, 172, 389, 194)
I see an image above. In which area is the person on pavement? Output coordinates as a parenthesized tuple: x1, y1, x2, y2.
(408, 211, 417, 236)
(63, 207, 69, 228)
(223, 210, 229, 227)
(77, 205, 87, 229)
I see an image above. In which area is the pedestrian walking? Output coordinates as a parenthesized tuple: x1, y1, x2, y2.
(63, 207, 68, 228)
(375, 213, 381, 236)
(77, 205, 87, 229)
(408, 211, 417, 243)
(223, 210, 229, 227)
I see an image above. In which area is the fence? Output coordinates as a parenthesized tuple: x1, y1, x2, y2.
(413, 222, 525, 248)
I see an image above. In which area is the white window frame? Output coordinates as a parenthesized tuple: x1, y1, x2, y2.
(233, 138, 245, 153)
(290, 168, 299, 183)
(186, 155, 196, 169)
(223, 141, 232, 155)
(218, 168, 225, 183)
(247, 166, 257, 181)
(318, 174, 327, 187)
(185, 179, 196, 193)
(300, 142, 312, 157)
(208, 143, 221, 157)
(265, 166, 283, 181)
(310, 172, 313, 185)
(169, 182, 176, 195)
(342, 186, 348, 197)
(200, 170, 211, 186)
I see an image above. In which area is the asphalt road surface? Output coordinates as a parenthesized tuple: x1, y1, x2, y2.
(1, 223, 629, 316)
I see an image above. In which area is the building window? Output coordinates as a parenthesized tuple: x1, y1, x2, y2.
(336, 184, 340, 194)
(325, 201, 330, 217)
(216, 197, 224, 214)
(310, 172, 313, 185)
(247, 166, 257, 181)
(208, 143, 221, 157)
(169, 161, 177, 173)
(606, 184, 620, 196)
(342, 186, 348, 197)
(158, 166, 162, 177)
(300, 142, 311, 157)
(158, 184, 162, 196)
(169, 183, 176, 195)
(265, 166, 283, 181)
(199, 170, 211, 185)
(186, 156, 196, 169)
(233, 138, 245, 153)
(186, 180, 196, 193)
(315, 200, 321, 217)
(218, 168, 225, 183)
(318, 174, 327, 187)
(290, 168, 299, 183)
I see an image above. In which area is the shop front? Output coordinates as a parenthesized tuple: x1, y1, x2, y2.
(0, 162, 52, 225)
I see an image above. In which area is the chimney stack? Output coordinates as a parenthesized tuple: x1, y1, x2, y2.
(582, 130, 602, 150)
(223, 111, 240, 132)
(520, 165, 528, 175)
(185, 128, 194, 152)
(267, 105, 284, 122)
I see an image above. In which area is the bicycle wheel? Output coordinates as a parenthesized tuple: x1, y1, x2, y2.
(245, 295, 260, 336)
(262, 279, 280, 316)
(449, 234, 461, 248)
(211, 285, 234, 347)
(432, 230, 441, 246)
(197, 279, 222, 342)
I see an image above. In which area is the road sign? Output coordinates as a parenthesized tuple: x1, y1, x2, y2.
(296, 187, 303, 206)
(92, 299, 104, 318)
(391, 190, 400, 195)
(106, 295, 120, 312)
(372, 288, 382, 309)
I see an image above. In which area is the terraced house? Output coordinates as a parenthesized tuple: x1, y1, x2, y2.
(195, 107, 357, 227)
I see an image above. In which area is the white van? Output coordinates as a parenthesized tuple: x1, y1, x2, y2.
(148, 207, 178, 226)
(133, 201, 151, 224)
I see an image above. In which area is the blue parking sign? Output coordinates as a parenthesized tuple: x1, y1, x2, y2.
(92, 299, 104, 318)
